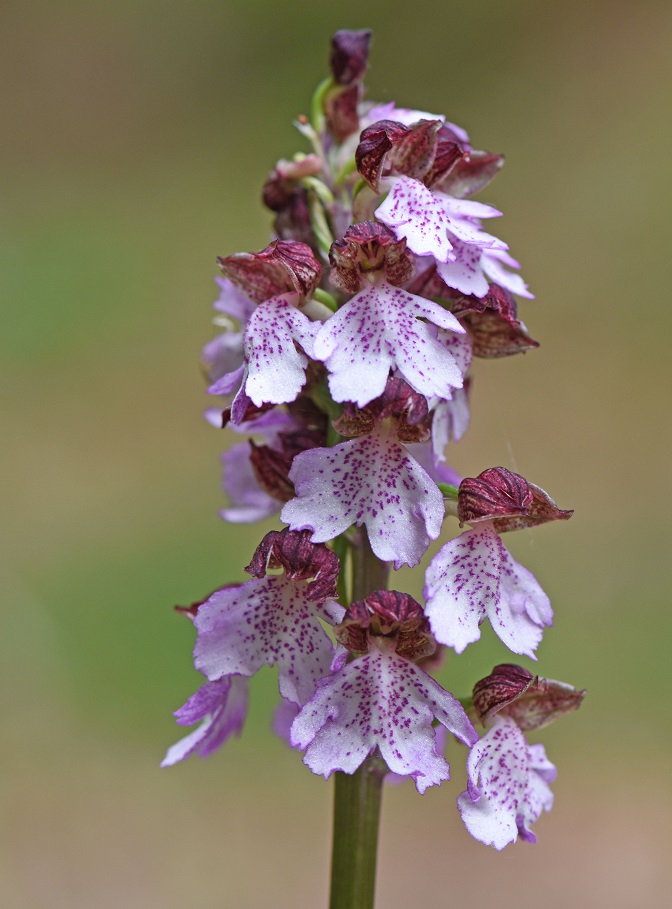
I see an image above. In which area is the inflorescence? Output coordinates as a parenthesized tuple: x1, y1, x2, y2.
(163, 29, 584, 850)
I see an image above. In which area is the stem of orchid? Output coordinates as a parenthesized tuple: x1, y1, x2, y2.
(329, 532, 389, 909)
(329, 755, 386, 909)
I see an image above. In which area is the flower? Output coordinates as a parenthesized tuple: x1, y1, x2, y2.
(424, 520, 553, 657)
(315, 220, 465, 406)
(457, 664, 585, 847)
(291, 591, 477, 792)
(281, 380, 446, 568)
(457, 714, 556, 848)
(193, 529, 343, 705)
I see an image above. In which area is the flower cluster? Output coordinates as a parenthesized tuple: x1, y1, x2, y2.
(164, 30, 584, 849)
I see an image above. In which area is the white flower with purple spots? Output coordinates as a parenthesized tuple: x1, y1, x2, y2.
(313, 278, 465, 408)
(281, 425, 445, 569)
(457, 714, 556, 849)
(291, 637, 477, 793)
(423, 521, 552, 657)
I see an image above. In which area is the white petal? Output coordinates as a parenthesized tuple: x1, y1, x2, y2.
(243, 296, 320, 406)
(314, 282, 464, 408)
(291, 644, 475, 792)
(194, 577, 337, 706)
(282, 430, 444, 569)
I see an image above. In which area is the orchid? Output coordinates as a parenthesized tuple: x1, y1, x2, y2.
(164, 29, 583, 908)
(458, 664, 585, 848)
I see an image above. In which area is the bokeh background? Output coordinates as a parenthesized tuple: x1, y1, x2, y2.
(2, 1, 671, 906)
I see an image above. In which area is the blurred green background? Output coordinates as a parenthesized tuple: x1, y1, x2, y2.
(2, 0, 671, 906)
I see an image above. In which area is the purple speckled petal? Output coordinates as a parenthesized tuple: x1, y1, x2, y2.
(193, 576, 342, 705)
(457, 715, 556, 849)
(437, 196, 506, 250)
(482, 247, 534, 299)
(161, 676, 248, 766)
(375, 177, 457, 262)
(436, 240, 490, 297)
(281, 428, 445, 568)
(220, 443, 280, 524)
(291, 639, 477, 793)
(428, 329, 472, 455)
(424, 523, 552, 657)
(242, 295, 321, 407)
(313, 280, 464, 407)
(432, 390, 471, 457)
(519, 743, 556, 841)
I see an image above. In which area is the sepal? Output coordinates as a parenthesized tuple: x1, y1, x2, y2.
(335, 590, 436, 662)
(218, 240, 322, 303)
(329, 221, 414, 293)
(458, 467, 573, 531)
(245, 527, 340, 601)
(473, 664, 586, 731)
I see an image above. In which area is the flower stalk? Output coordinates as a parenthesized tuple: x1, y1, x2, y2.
(330, 755, 385, 909)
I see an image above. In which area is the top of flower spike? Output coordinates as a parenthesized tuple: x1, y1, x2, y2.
(218, 240, 322, 304)
(324, 29, 373, 141)
(329, 29, 372, 84)
(458, 467, 573, 531)
(473, 664, 586, 731)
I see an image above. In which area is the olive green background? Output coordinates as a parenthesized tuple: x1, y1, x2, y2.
(2, 1, 671, 906)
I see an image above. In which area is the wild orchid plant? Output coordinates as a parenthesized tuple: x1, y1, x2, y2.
(163, 30, 585, 908)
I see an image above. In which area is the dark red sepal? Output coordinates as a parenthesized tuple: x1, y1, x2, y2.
(473, 663, 586, 731)
(355, 120, 410, 192)
(329, 221, 414, 293)
(391, 118, 443, 185)
(459, 467, 532, 525)
(333, 377, 431, 441)
(434, 149, 505, 198)
(249, 441, 295, 503)
(262, 155, 323, 211)
(325, 85, 361, 142)
(473, 663, 537, 722)
(249, 422, 327, 502)
(245, 528, 340, 600)
(451, 284, 539, 358)
(324, 30, 372, 141)
(218, 240, 322, 303)
(336, 590, 436, 661)
(424, 123, 468, 187)
(458, 467, 573, 531)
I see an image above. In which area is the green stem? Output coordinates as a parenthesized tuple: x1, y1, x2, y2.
(329, 533, 390, 909)
(350, 530, 390, 603)
(329, 756, 386, 909)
